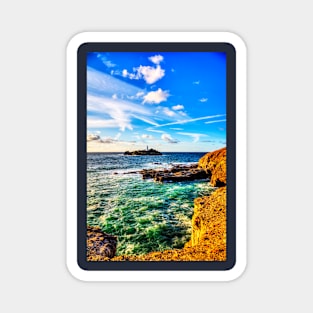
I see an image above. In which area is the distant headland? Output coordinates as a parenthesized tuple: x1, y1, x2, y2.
(124, 146, 162, 156)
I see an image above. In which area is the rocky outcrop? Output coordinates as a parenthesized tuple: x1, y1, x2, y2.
(124, 148, 162, 155)
(188, 187, 226, 250)
(140, 163, 208, 182)
(198, 147, 226, 187)
(87, 226, 117, 261)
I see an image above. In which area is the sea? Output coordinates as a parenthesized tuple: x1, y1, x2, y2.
(87, 152, 216, 256)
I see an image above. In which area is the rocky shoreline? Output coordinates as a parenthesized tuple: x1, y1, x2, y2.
(140, 163, 208, 182)
(87, 147, 227, 261)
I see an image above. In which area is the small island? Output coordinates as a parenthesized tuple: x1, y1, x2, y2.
(124, 147, 162, 156)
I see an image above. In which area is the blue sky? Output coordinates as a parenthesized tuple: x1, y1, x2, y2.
(87, 51, 226, 152)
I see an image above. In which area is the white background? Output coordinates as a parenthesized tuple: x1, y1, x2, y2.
(1, 1, 312, 312)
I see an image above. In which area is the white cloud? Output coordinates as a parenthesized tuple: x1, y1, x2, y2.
(122, 65, 165, 84)
(112, 94, 118, 100)
(163, 107, 175, 117)
(199, 98, 208, 102)
(136, 65, 165, 84)
(161, 133, 179, 144)
(170, 128, 183, 131)
(143, 88, 169, 104)
(193, 81, 200, 85)
(177, 132, 207, 143)
(172, 104, 184, 111)
(148, 55, 164, 65)
(87, 134, 101, 141)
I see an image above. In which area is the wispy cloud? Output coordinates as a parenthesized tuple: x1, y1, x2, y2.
(87, 68, 162, 131)
(193, 81, 200, 85)
(96, 54, 116, 68)
(199, 98, 208, 102)
(87, 117, 121, 129)
(114, 133, 121, 140)
(170, 128, 183, 131)
(204, 119, 226, 124)
(153, 114, 225, 128)
(127, 91, 145, 100)
(131, 114, 159, 126)
(146, 128, 166, 134)
(177, 132, 207, 143)
(143, 88, 169, 104)
(88, 67, 142, 98)
(161, 133, 179, 144)
(88, 134, 136, 145)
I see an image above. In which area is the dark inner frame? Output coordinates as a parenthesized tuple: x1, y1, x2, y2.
(77, 42, 236, 271)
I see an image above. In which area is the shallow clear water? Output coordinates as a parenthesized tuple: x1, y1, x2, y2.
(87, 152, 215, 255)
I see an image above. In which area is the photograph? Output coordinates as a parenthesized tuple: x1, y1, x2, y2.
(85, 51, 227, 262)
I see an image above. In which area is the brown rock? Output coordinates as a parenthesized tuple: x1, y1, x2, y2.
(87, 226, 117, 261)
(198, 147, 226, 187)
(140, 163, 208, 183)
(188, 187, 226, 252)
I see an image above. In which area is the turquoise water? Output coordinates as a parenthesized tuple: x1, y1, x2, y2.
(87, 152, 215, 255)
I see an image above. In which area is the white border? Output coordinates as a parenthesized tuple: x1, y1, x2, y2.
(66, 32, 246, 282)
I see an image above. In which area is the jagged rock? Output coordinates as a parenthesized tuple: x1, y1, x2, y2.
(139, 163, 206, 183)
(87, 226, 117, 260)
(198, 147, 226, 186)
